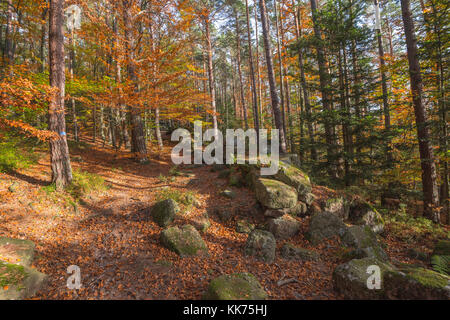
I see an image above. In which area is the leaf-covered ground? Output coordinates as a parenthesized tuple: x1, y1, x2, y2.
(0, 139, 445, 300)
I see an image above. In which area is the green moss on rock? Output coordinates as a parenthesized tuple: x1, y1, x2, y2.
(273, 163, 312, 198)
(244, 230, 276, 263)
(333, 257, 395, 299)
(0, 237, 36, 267)
(152, 199, 179, 227)
(384, 266, 450, 299)
(0, 261, 48, 300)
(254, 178, 297, 209)
(160, 225, 208, 257)
(203, 273, 267, 300)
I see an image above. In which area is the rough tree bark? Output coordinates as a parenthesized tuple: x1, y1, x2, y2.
(48, 0, 73, 190)
(400, 0, 440, 222)
(122, 0, 148, 162)
(259, 0, 287, 153)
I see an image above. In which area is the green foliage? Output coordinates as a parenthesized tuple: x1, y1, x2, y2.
(385, 209, 449, 242)
(168, 165, 182, 177)
(431, 255, 450, 276)
(0, 138, 42, 173)
(67, 169, 108, 199)
(155, 187, 197, 207)
(158, 174, 175, 184)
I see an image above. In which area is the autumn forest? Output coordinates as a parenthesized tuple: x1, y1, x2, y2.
(0, 0, 448, 301)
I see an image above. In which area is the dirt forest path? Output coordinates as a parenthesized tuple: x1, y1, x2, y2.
(0, 138, 341, 300)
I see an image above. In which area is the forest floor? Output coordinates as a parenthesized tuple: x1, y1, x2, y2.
(0, 137, 446, 300)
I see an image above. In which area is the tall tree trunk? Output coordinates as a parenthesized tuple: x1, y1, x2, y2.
(40, 4, 48, 73)
(400, 0, 440, 222)
(374, 0, 392, 165)
(234, 7, 248, 130)
(294, 5, 317, 161)
(149, 23, 163, 149)
(254, 4, 263, 126)
(310, 0, 337, 177)
(48, 0, 72, 190)
(122, 0, 147, 161)
(4, 0, 13, 65)
(69, 25, 78, 142)
(245, 0, 260, 134)
(259, 0, 287, 153)
(273, 0, 286, 140)
(204, 15, 218, 131)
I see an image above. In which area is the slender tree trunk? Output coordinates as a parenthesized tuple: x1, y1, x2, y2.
(245, 0, 260, 134)
(204, 15, 218, 131)
(48, 0, 72, 190)
(294, 6, 317, 161)
(40, 5, 48, 73)
(259, 0, 287, 153)
(122, 0, 147, 161)
(310, 0, 337, 177)
(374, 0, 392, 165)
(254, 4, 263, 126)
(273, 0, 286, 139)
(149, 23, 163, 149)
(69, 26, 78, 142)
(400, 0, 440, 222)
(234, 8, 249, 130)
(4, 0, 13, 66)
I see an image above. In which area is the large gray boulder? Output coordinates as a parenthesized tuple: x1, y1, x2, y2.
(333, 257, 396, 299)
(340, 226, 388, 262)
(348, 199, 384, 234)
(160, 225, 208, 257)
(244, 230, 276, 263)
(384, 266, 450, 300)
(152, 199, 179, 227)
(267, 215, 301, 240)
(305, 212, 347, 245)
(254, 178, 297, 209)
(0, 237, 36, 267)
(0, 261, 48, 300)
(323, 198, 347, 220)
(273, 163, 312, 203)
(203, 273, 267, 300)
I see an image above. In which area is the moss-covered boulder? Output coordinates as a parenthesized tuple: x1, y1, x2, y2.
(192, 213, 211, 233)
(0, 237, 36, 267)
(203, 273, 267, 300)
(236, 220, 255, 234)
(305, 212, 347, 245)
(267, 215, 301, 240)
(152, 199, 179, 227)
(0, 261, 48, 300)
(324, 198, 347, 220)
(280, 244, 319, 261)
(348, 200, 384, 234)
(160, 225, 208, 257)
(340, 226, 388, 262)
(384, 267, 450, 300)
(254, 178, 297, 209)
(244, 230, 276, 263)
(333, 257, 396, 299)
(273, 163, 312, 201)
(284, 202, 308, 217)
